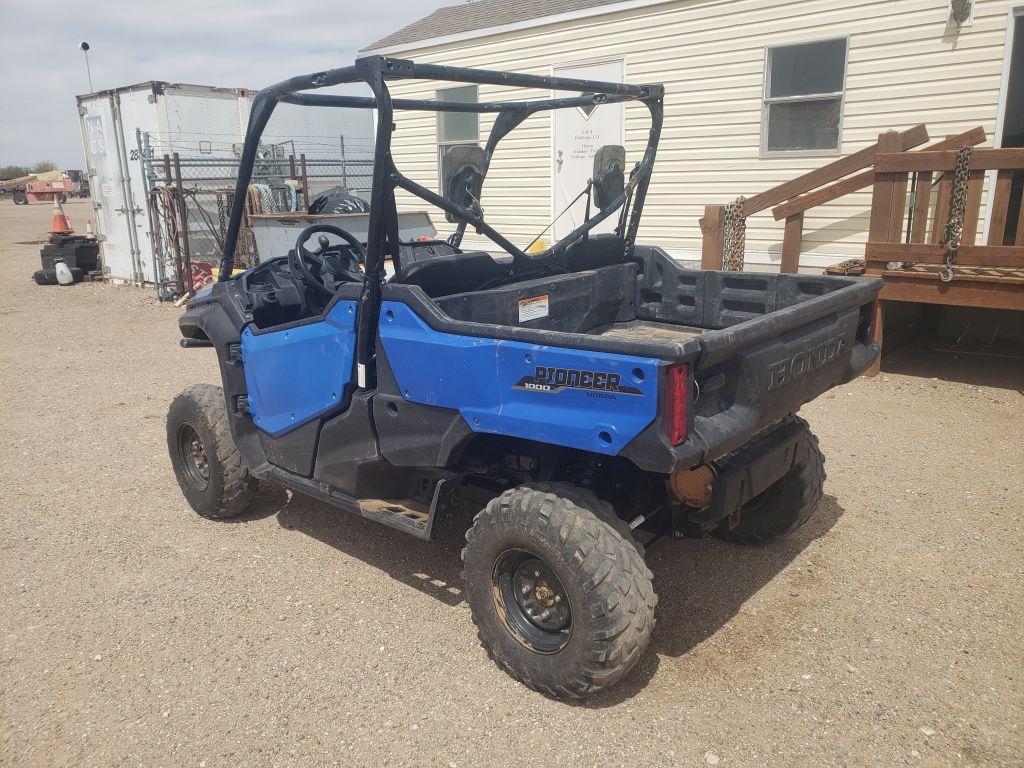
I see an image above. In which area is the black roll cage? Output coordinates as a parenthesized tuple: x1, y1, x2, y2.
(218, 55, 664, 385)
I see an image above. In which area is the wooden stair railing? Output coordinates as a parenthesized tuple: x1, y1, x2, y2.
(772, 127, 988, 270)
(864, 145, 1024, 287)
(698, 124, 988, 274)
(700, 124, 929, 270)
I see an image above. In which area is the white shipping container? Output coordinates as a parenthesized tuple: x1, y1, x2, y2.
(76, 81, 374, 285)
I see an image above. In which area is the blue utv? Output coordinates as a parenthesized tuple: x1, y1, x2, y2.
(168, 57, 882, 699)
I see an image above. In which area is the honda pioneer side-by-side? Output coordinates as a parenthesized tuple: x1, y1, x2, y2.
(167, 57, 881, 699)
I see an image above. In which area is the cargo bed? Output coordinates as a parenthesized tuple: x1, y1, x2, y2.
(421, 241, 881, 472)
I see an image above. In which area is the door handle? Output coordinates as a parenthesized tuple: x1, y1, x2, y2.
(556, 150, 563, 172)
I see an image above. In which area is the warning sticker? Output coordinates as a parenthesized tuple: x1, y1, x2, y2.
(518, 294, 550, 323)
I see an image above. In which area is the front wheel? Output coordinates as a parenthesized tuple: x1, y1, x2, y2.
(166, 384, 256, 519)
(462, 482, 656, 699)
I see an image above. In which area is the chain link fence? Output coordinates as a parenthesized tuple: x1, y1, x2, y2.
(138, 131, 373, 297)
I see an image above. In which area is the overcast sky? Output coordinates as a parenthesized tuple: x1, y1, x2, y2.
(0, 0, 448, 168)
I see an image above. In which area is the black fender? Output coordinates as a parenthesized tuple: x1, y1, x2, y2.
(178, 292, 271, 477)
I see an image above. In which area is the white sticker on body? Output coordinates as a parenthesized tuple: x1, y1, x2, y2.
(518, 294, 550, 322)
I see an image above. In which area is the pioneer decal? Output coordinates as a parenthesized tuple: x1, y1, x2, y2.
(767, 336, 849, 392)
(514, 366, 643, 396)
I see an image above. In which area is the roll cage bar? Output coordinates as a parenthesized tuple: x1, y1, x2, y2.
(218, 55, 664, 387)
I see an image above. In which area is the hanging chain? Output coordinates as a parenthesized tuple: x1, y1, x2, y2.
(937, 145, 972, 283)
(723, 195, 746, 271)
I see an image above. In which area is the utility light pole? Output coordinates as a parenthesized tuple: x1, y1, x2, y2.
(80, 42, 93, 92)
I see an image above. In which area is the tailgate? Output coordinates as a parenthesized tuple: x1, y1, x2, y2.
(689, 277, 880, 460)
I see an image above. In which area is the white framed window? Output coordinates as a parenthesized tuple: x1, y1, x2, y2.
(436, 84, 479, 188)
(762, 37, 849, 155)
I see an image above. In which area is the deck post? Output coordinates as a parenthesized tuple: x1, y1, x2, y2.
(866, 299, 885, 377)
(700, 204, 725, 269)
(780, 213, 803, 273)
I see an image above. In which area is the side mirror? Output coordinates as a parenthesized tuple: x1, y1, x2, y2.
(592, 145, 626, 211)
(440, 145, 486, 224)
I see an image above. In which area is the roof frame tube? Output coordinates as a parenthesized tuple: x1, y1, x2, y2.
(281, 90, 641, 113)
(218, 54, 664, 282)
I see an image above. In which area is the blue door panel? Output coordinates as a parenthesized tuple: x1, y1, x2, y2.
(241, 301, 357, 437)
(378, 301, 659, 455)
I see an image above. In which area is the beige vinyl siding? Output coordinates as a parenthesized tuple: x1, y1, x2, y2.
(381, 0, 1016, 271)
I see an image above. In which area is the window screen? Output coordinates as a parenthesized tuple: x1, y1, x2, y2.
(763, 38, 847, 153)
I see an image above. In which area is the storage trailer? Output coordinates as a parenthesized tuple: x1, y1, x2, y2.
(76, 81, 374, 286)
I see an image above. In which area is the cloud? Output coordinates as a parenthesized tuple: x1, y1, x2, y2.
(0, 0, 448, 167)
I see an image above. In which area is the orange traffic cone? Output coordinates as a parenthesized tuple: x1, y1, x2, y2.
(50, 198, 73, 235)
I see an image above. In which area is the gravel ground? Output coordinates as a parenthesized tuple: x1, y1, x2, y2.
(1, 198, 1022, 768)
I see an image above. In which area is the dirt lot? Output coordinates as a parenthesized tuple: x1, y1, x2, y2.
(1, 198, 1022, 768)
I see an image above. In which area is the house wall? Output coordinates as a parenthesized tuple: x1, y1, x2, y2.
(377, 0, 1018, 271)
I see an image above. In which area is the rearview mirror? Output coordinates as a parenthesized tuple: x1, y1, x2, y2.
(440, 145, 486, 224)
(592, 145, 626, 211)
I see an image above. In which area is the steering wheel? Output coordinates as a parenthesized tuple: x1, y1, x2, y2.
(289, 224, 366, 297)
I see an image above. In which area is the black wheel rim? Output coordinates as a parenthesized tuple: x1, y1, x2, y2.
(176, 423, 210, 490)
(492, 549, 572, 654)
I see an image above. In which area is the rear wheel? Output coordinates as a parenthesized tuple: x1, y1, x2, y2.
(714, 417, 825, 545)
(12, 191, 27, 205)
(462, 482, 656, 699)
(167, 384, 256, 519)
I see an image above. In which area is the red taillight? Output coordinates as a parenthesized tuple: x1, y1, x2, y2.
(665, 363, 688, 446)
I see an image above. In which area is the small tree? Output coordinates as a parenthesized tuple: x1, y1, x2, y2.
(31, 161, 59, 174)
(0, 165, 30, 181)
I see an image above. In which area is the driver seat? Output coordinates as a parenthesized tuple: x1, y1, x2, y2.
(399, 251, 512, 298)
